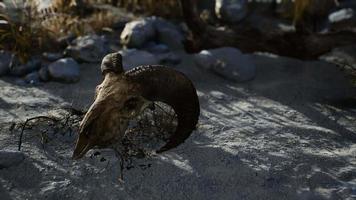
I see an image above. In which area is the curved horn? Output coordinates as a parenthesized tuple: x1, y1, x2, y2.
(125, 65, 200, 153)
(101, 52, 123, 75)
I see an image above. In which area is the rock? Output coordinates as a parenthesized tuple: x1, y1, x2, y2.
(246, 14, 295, 34)
(144, 42, 170, 54)
(194, 47, 256, 82)
(48, 58, 80, 83)
(157, 52, 181, 65)
(9, 57, 41, 76)
(120, 18, 156, 48)
(65, 34, 110, 63)
(119, 49, 159, 70)
(14, 78, 27, 86)
(24, 72, 40, 85)
(215, 0, 248, 23)
(0, 50, 12, 76)
(319, 45, 356, 70)
(0, 150, 25, 169)
(153, 18, 185, 50)
(57, 33, 76, 49)
(42, 52, 63, 61)
(120, 17, 185, 50)
(329, 8, 354, 23)
(38, 65, 50, 82)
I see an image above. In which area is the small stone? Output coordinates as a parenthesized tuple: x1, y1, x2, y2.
(42, 52, 63, 61)
(48, 58, 80, 83)
(0, 50, 12, 76)
(38, 65, 50, 82)
(329, 8, 354, 23)
(194, 47, 256, 82)
(320, 45, 356, 70)
(10, 58, 41, 76)
(65, 34, 110, 63)
(24, 72, 40, 85)
(0, 150, 25, 169)
(215, 0, 248, 23)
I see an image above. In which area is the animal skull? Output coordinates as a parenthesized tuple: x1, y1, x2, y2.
(72, 52, 200, 159)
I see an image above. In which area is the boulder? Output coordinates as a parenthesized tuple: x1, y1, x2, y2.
(319, 45, 356, 70)
(48, 58, 80, 83)
(215, 0, 248, 23)
(9, 58, 41, 76)
(119, 49, 159, 70)
(0, 50, 12, 76)
(153, 18, 185, 50)
(0, 150, 25, 169)
(38, 65, 50, 82)
(120, 18, 156, 48)
(65, 34, 110, 63)
(42, 52, 63, 62)
(329, 8, 354, 23)
(120, 17, 185, 50)
(24, 72, 40, 85)
(144, 42, 170, 54)
(194, 47, 256, 82)
(157, 52, 181, 65)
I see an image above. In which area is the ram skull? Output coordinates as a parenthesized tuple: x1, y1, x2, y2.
(72, 52, 200, 159)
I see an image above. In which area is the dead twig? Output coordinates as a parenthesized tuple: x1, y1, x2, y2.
(18, 116, 60, 151)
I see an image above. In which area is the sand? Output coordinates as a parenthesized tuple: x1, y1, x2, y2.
(0, 52, 355, 200)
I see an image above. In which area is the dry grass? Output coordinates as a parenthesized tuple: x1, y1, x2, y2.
(0, 0, 120, 62)
(292, 0, 338, 24)
(16, 101, 177, 159)
(37, 0, 119, 36)
(114, 0, 182, 18)
(0, 5, 53, 63)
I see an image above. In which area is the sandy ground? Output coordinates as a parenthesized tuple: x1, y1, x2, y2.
(0, 53, 356, 200)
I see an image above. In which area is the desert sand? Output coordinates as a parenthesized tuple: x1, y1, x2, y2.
(0, 52, 356, 200)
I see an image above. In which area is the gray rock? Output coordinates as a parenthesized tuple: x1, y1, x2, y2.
(120, 18, 156, 48)
(0, 50, 12, 76)
(153, 18, 185, 50)
(14, 78, 27, 86)
(57, 33, 76, 48)
(119, 49, 159, 70)
(10, 58, 41, 76)
(24, 72, 40, 85)
(120, 17, 185, 50)
(194, 47, 256, 82)
(48, 58, 80, 83)
(329, 8, 354, 23)
(38, 65, 50, 82)
(157, 52, 181, 65)
(246, 14, 295, 34)
(65, 34, 110, 63)
(319, 45, 356, 70)
(215, 0, 248, 23)
(42, 52, 63, 61)
(0, 150, 25, 169)
(145, 42, 170, 54)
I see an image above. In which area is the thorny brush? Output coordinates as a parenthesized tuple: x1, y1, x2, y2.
(15, 102, 177, 180)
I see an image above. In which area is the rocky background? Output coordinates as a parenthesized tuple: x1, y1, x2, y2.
(0, 0, 356, 199)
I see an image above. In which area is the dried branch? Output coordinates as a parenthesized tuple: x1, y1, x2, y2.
(18, 116, 60, 151)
